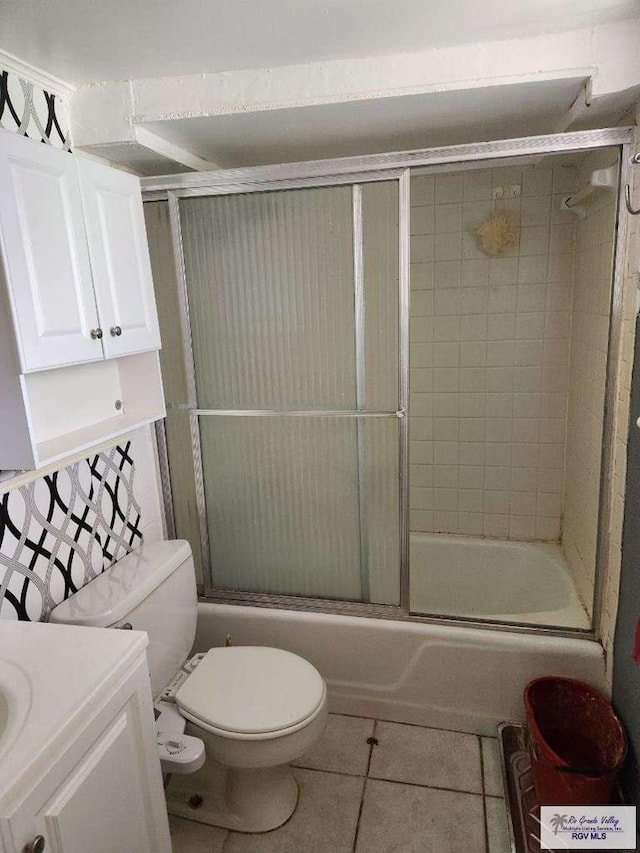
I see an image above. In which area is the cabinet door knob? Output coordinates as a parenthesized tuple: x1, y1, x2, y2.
(90, 328, 103, 340)
(110, 325, 122, 337)
(24, 836, 45, 853)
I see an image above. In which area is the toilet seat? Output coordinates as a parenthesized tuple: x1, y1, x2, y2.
(175, 646, 326, 740)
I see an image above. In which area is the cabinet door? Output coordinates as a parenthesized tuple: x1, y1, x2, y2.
(37, 702, 168, 853)
(0, 131, 103, 371)
(77, 158, 161, 358)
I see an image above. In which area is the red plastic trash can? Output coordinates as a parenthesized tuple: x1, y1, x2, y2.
(524, 677, 626, 806)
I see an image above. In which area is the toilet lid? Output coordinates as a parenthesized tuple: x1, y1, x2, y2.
(175, 646, 326, 735)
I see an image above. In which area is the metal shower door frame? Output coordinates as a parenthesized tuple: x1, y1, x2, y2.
(162, 170, 410, 610)
(147, 125, 634, 639)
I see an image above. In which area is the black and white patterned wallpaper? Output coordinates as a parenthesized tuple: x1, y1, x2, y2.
(0, 443, 142, 621)
(0, 67, 71, 150)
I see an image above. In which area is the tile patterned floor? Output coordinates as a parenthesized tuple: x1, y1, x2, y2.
(169, 714, 511, 852)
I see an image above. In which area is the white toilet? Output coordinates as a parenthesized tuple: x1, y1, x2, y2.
(49, 539, 328, 833)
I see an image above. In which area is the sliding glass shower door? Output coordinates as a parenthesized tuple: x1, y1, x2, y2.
(150, 179, 404, 605)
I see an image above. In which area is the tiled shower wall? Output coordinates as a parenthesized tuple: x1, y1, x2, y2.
(409, 163, 578, 540)
(563, 150, 618, 614)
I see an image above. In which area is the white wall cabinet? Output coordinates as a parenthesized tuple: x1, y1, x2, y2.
(0, 130, 102, 371)
(0, 130, 161, 372)
(0, 624, 172, 853)
(0, 130, 165, 470)
(77, 158, 161, 359)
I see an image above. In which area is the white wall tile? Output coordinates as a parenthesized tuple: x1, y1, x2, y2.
(518, 256, 548, 284)
(412, 235, 435, 262)
(435, 232, 462, 261)
(522, 167, 553, 197)
(411, 262, 434, 290)
(434, 316, 461, 342)
(408, 162, 585, 545)
(410, 206, 435, 235)
(411, 176, 435, 205)
(461, 259, 490, 287)
(463, 171, 493, 201)
(484, 467, 510, 491)
(516, 283, 547, 312)
(519, 226, 549, 256)
(434, 260, 462, 289)
(435, 204, 462, 234)
(484, 514, 510, 537)
(521, 196, 552, 226)
(562, 155, 617, 622)
(411, 291, 434, 316)
(435, 175, 464, 204)
(552, 166, 577, 194)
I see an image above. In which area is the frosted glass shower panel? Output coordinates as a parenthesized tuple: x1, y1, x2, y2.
(200, 416, 360, 598)
(200, 416, 400, 603)
(144, 200, 203, 578)
(359, 417, 401, 605)
(362, 181, 399, 411)
(180, 188, 357, 410)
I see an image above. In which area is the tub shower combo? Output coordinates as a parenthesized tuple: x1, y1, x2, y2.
(141, 129, 632, 731)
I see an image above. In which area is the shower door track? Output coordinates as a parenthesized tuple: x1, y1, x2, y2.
(148, 125, 634, 643)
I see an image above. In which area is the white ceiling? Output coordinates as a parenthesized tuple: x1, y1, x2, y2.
(0, 0, 637, 84)
(141, 78, 588, 170)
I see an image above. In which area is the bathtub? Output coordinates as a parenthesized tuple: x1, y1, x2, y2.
(409, 533, 590, 629)
(195, 602, 605, 736)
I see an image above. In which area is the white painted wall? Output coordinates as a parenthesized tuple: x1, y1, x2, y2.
(129, 425, 165, 544)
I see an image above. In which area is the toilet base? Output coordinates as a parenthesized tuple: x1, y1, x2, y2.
(166, 757, 299, 833)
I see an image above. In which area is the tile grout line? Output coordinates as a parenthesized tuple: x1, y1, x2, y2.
(366, 774, 485, 797)
(479, 734, 491, 853)
(352, 719, 378, 852)
(292, 763, 367, 780)
(365, 719, 378, 777)
(332, 710, 498, 739)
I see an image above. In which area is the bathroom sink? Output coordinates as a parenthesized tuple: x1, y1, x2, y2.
(0, 658, 32, 761)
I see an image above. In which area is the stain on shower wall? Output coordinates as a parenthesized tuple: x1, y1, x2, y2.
(409, 163, 578, 541)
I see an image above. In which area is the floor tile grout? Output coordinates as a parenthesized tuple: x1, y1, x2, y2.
(352, 719, 377, 853)
(365, 718, 378, 778)
(170, 715, 501, 853)
(292, 763, 367, 779)
(334, 710, 497, 739)
(479, 734, 491, 853)
(366, 775, 484, 797)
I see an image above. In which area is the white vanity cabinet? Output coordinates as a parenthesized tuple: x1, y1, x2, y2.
(0, 130, 165, 470)
(0, 622, 172, 853)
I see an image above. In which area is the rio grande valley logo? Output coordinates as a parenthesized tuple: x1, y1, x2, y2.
(540, 806, 637, 849)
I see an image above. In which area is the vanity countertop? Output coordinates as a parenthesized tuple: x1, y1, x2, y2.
(0, 620, 149, 808)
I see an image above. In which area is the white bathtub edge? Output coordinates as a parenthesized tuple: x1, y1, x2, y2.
(195, 602, 606, 736)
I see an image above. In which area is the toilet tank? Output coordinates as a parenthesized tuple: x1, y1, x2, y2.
(50, 540, 198, 698)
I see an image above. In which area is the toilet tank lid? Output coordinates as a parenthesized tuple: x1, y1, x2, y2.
(49, 540, 192, 628)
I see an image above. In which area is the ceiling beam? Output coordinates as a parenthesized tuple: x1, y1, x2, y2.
(134, 126, 221, 170)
